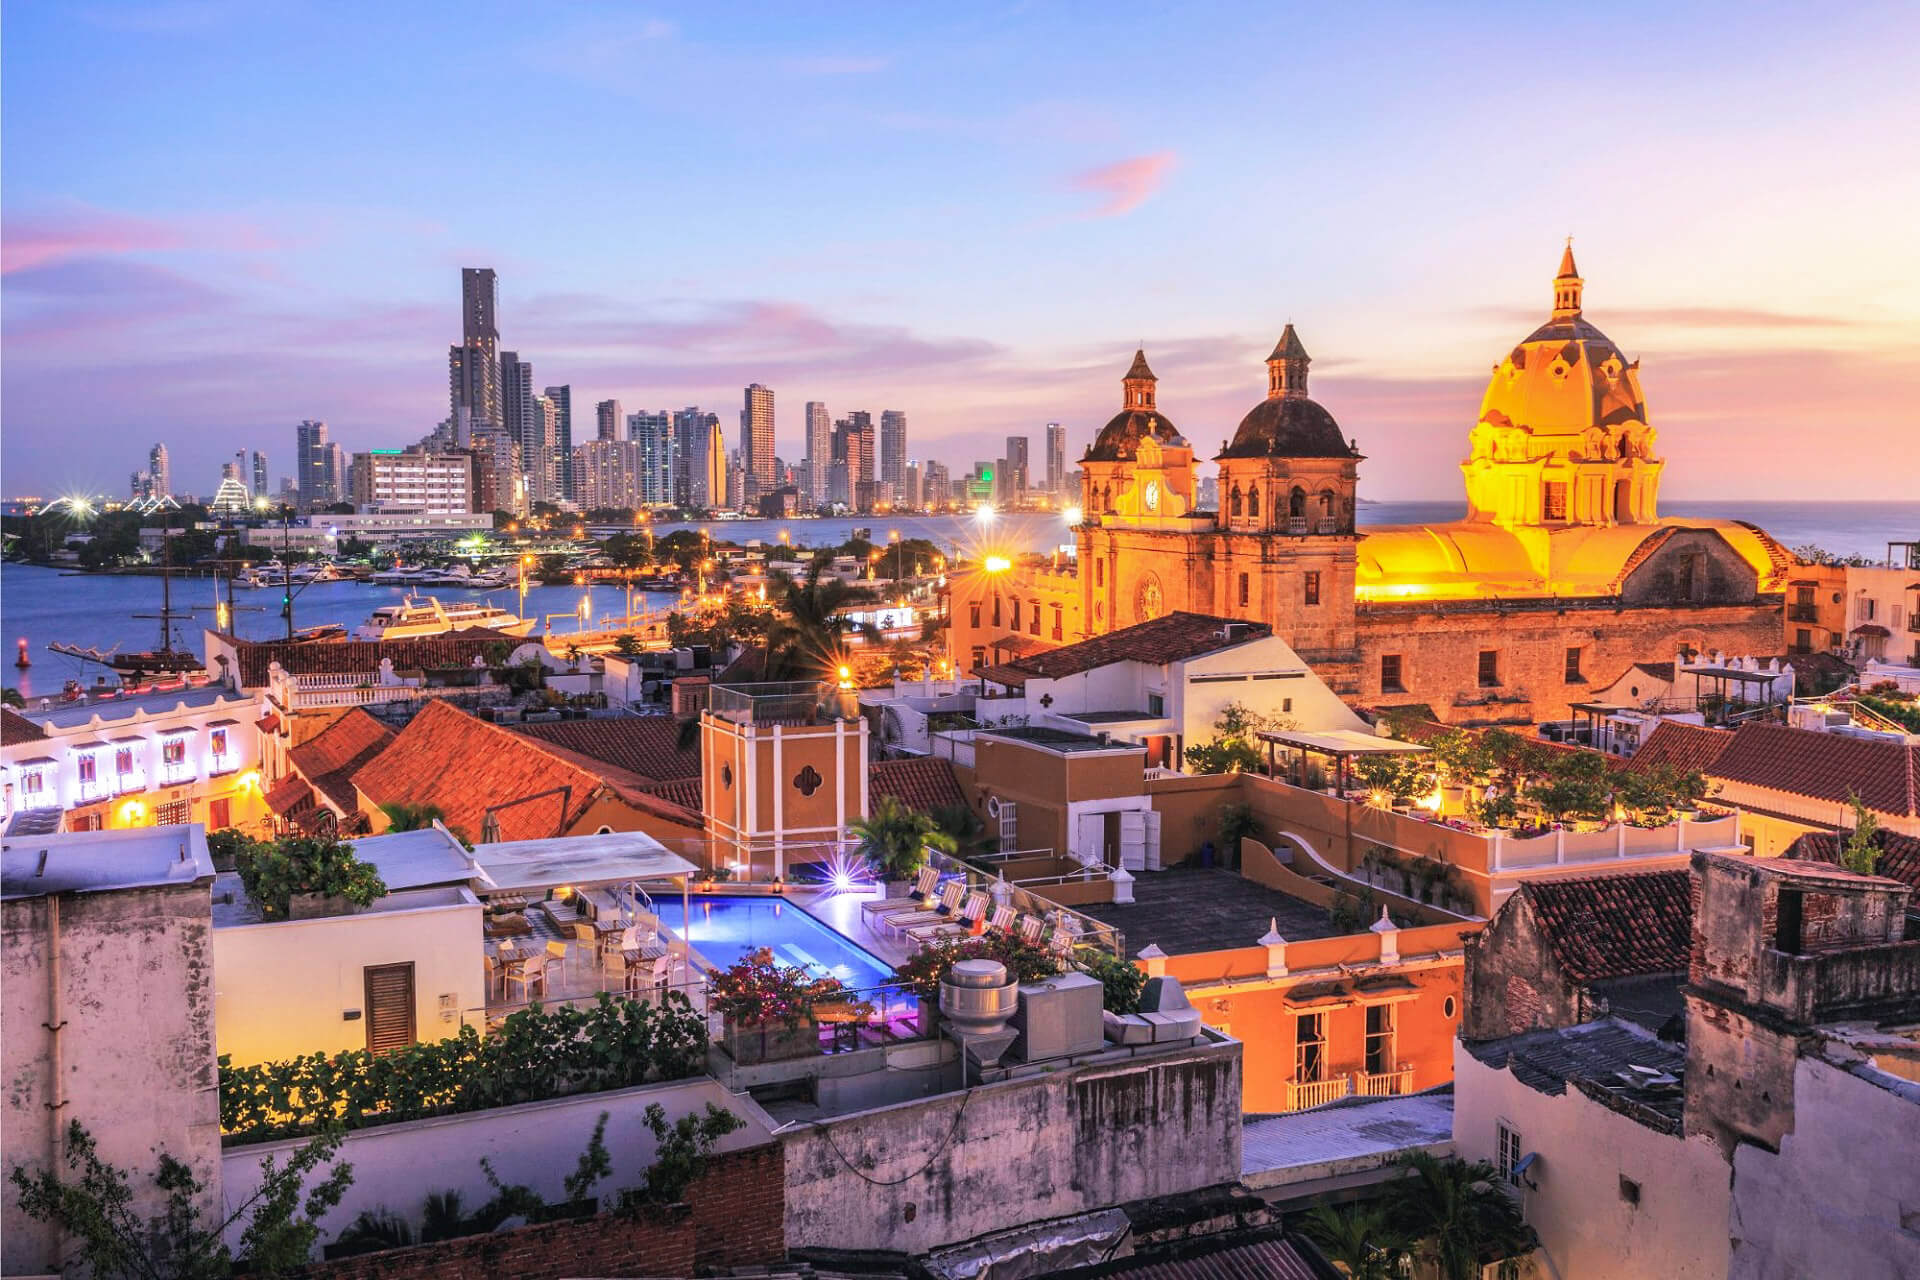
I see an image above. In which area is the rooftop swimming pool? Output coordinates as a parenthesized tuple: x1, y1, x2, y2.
(681, 894, 895, 990)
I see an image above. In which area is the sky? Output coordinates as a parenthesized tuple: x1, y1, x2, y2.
(5, 1, 1918, 502)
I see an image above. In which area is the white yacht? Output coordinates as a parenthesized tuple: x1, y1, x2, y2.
(353, 594, 535, 640)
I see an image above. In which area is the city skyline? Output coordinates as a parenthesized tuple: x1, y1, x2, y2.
(4, 4, 1917, 499)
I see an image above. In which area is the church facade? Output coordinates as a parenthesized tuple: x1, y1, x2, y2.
(951, 248, 1788, 727)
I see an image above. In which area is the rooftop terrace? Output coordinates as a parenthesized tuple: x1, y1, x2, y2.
(1080, 866, 1340, 956)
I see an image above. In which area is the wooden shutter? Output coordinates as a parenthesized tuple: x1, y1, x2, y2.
(363, 963, 416, 1055)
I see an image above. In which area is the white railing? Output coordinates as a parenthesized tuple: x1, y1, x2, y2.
(1489, 812, 1741, 871)
(1357, 1065, 1414, 1097)
(1287, 1076, 1351, 1110)
(1143, 766, 1182, 780)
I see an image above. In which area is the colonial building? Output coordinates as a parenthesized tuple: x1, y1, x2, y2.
(950, 247, 1790, 726)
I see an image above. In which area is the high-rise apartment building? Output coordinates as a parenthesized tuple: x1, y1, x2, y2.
(250, 450, 269, 501)
(702, 417, 727, 510)
(349, 450, 474, 514)
(1046, 422, 1066, 495)
(526, 393, 561, 506)
(146, 443, 172, 499)
(500, 353, 535, 450)
(544, 385, 573, 501)
(295, 420, 337, 508)
(833, 411, 876, 506)
(627, 411, 676, 506)
(903, 462, 922, 510)
(804, 401, 831, 509)
(672, 408, 717, 507)
(880, 410, 907, 492)
(448, 268, 502, 444)
(1004, 435, 1030, 499)
(596, 399, 623, 442)
(572, 440, 645, 511)
(740, 383, 774, 503)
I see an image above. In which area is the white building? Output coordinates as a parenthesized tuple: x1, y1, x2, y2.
(241, 511, 490, 552)
(348, 449, 474, 514)
(572, 438, 645, 511)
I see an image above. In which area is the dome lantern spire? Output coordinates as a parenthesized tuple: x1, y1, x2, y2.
(1266, 324, 1310, 400)
(1122, 348, 1157, 411)
(1553, 238, 1583, 319)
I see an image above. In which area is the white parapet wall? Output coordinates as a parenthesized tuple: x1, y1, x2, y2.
(219, 1076, 778, 1257)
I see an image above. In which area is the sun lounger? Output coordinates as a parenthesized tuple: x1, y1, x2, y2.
(902, 892, 988, 944)
(1016, 914, 1046, 945)
(882, 881, 967, 937)
(985, 905, 1017, 934)
(860, 865, 942, 921)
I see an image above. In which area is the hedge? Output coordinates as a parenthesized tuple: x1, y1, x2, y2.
(219, 993, 709, 1146)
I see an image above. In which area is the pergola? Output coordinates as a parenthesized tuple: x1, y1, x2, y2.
(1254, 728, 1430, 795)
(468, 830, 701, 935)
(1683, 664, 1787, 723)
(1567, 701, 1631, 751)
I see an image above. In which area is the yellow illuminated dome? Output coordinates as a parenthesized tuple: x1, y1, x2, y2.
(1087, 349, 1188, 462)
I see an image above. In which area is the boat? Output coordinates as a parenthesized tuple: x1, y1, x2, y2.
(353, 594, 535, 641)
(47, 532, 203, 680)
(369, 565, 435, 586)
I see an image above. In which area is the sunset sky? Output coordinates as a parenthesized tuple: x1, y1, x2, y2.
(5, 2, 1918, 501)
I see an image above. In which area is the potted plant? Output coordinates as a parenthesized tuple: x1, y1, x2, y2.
(233, 833, 387, 921)
(849, 795, 956, 894)
(710, 948, 860, 1063)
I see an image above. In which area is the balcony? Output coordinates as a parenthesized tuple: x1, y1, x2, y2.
(1285, 1075, 1352, 1110)
(1314, 519, 1339, 535)
(1789, 604, 1820, 623)
(1357, 1064, 1414, 1097)
(1286, 517, 1308, 535)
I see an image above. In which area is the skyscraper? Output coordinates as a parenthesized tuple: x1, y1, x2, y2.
(500, 352, 535, 451)
(1004, 434, 1030, 499)
(250, 450, 269, 501)
(923, 460, 951, 509)
(596, 399, 623, 442)
(544, 385, 573, 501)
(527, 393, 561, 505)
(726, 447, 746, 511)
(880, 410, 908, 493)
(672, 408, 717, 507)
(1046, 422, 1066, 495)
(740, 383, 774, 502)
(703, 418, 727, 510)
(449, 268, 502, 444)
(295, 421, 334, 508)
(572, 440, 644, 511)
(146, 443, 172, 499)
(628, 411, 676, 506)
(804, 401, 831, 509)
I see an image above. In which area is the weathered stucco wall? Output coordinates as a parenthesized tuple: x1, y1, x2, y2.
(1462, 895, 1584, 1042)
(1728, 1053, 1920, 1280)
(2, 881, 223, 1275)
(1453, 1040, 1731, 1280)
(781, 1039, 1241, 1254)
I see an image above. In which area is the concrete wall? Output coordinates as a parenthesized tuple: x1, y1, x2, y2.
(1462, 894, 1584, 1042)
(1453, 1040, 1731, 1280)
(211, 892, 487, 1065)
(220, 1076, 777, 1256)
(1728, 1053, 1920, 1279)
(781, 1038, 1242, 1254)
(2, 881, 224, 1275)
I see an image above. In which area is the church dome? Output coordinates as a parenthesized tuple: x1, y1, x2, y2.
(1086, 348, 1188, 462)
(1217, 325, 1361, 459)
(1476, 244, 1648, 439)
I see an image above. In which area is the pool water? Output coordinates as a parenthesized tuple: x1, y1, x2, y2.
(680, 894, 895, 991)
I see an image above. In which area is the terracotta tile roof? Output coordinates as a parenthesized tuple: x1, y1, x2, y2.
(1625, 721, 1734, 777)
(1515, 869, 1694, 982)
(1611, 526, 1678, 589)
(989, 634, 1054, 658)
(1, 708, 46, 745)
(1632, 661, 1676, 682)
(512, 716, 701, 783)
(637, 777, 704, 813)
(1785, 829, 1920, 896)
(989, 612, 1271, 682)
(226, 628, 529, 688)
(352, 699, 615, 843)
(264, 775, 315, 817)
(976, 663, 1031, 688)
(869, 757, 969, 812)
(289, 708, 396, 811)
(1710, 723, 1920, 818)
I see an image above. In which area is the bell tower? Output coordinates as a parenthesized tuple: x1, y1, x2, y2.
(1266, 324, 1311, 399)
(1552, 240, 1583, 319)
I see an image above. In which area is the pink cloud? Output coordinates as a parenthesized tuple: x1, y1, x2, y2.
(1068, 151, 1176, 217)
(1, 208, 190, 274)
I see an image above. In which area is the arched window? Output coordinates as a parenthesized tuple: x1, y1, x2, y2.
(1289, 487, 1307, 518)
(1318, 488, 1336, 524)
(1247, 487, 1261, 518)
(1229, 487, 1242, 517)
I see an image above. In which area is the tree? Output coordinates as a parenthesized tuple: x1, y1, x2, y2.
(757, 559, 876, 681)
(1301, 1202, 1414, 1280)
(1183, 701, 1288, 775)
(1841, 792, 1882, 875)
(1388, 1152, 1536, 1280)
(1524, 750, 1614, 823)
(848, 795, 956, 881)
(231, 832, 387, 919)
(379, 802, 445, 833)
(2, 687, 24, 708)
(8, 1121, 352, 1279)
(634, 1103, 743, 1207)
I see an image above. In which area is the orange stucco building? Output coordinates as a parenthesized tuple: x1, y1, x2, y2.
(950, 247, 1789, 727)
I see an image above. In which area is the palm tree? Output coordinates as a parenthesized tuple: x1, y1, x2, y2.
(849, 796, 955, 883)
(380, 802, 446, 832)
(760, 560, 877, 682)
(1391, 1152, 1537, 1280)
(1300, 1202, 1413, 1279)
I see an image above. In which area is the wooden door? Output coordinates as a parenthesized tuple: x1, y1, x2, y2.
(363, 962, 416, 1055)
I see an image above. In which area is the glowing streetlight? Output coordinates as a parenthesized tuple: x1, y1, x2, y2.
(975, 503, 995, 526)
(984, 555, 1012, 573)
(837, 664, 853, 690)
(1063, 506, 1084, 526)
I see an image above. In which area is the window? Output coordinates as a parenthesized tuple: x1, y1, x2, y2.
(1282, 697, 1293, 713)
(1303, 571, 1321, 606)
(1543, 481, 1568, 521)
(969, 602, 981, 628)
(1029, 601, 1041, 635)
(1238, 573, 1249, 607)
(1230, 487, 1243, 517)
(1619, 1175, 1641, 1207)
(1862, 597, 1877, 620)
(208, 797, 231, 830)
(1365, 1004, 1396, 1076)
(162, 738, 187, 766)
(1147, 692, 1165, 717)
(1052, 605, 1063, 641)
(155, 799, 192, 826)
(992, 595, 1001, 627)
(1010, 598, 1021, 631)
(1294, 1013, 1326, 1081)
(1497, 1122, 1525, 1187)
(1381, 654, 1405, 693)
(1247, 487, 1260, 518)
(1564, 646, 1583, 682)
(115, 747, 137, 776)
(1478, 650, 1500, 687)
(77, 755, 97, 785)
(210, 728, 229, 758)
(1794, 628, 1812, 652)
(20, 768, 47, 798)
(969, 646, 985, 671)
(1095, 559, 1104, 587)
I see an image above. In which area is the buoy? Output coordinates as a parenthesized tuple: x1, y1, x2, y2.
(13, 638, 28, 668)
